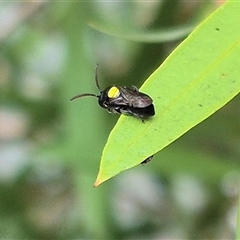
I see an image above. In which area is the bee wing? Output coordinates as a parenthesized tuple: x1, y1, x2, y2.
(130, 93, 153, 108)
(109, 86, 152, 108)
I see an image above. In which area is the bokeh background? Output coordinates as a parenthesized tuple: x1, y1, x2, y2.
(0, 1, 239, 239)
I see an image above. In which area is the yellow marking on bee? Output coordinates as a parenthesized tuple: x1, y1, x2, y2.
(108, 86, 120, 99)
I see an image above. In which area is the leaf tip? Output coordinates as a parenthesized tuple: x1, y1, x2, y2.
(93, 175, 107, 187)
(93, 179, 101, 188)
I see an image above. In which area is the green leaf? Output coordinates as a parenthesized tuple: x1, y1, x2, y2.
(89, 20, 195, 43)
(94, 1, 240, 187)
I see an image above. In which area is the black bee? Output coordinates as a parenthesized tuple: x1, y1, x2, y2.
(70, 66, 155, 121)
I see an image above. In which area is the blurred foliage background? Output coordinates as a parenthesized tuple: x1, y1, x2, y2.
(0, 1, 239, 239)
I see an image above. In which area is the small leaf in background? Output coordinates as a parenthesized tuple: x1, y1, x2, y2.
(89, 21, 196, 43)
(94, 1, 240, 187)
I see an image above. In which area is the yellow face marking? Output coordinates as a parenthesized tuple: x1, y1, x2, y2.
(108, 86, 120, 99)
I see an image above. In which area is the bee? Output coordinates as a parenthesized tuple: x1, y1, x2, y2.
(70, 65, 155, 121)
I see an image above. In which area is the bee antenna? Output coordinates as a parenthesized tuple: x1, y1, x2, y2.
(95, 64, 102, 91)
(70, 93, 98, 101)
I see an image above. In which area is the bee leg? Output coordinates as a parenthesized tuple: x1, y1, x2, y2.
(131, 112, 145, 123)
(108, 108, 118, 114)
(119, 108, 132, 115)
(131, 86, 139, 92)
(138, 117, 145, 123)
(118, 108, 145, 123)
(103, 101, 109, 108)
(141, 155, 154, 164)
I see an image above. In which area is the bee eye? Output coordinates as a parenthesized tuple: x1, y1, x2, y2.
(108, 86, 120, 99)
